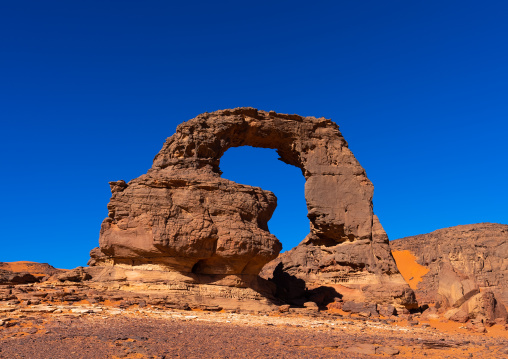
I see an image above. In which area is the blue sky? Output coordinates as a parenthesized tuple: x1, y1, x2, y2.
(1, 1, 507, 268)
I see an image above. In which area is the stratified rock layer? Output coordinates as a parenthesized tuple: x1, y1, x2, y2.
(90, 108, 413, 306)
(391, 223, 508, 312)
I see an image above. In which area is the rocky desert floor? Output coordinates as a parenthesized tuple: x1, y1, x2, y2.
(1, 299, 507, 359)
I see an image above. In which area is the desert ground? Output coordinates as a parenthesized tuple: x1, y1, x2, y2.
(1, 279, 507, 358)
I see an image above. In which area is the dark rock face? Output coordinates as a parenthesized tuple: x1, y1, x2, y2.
(89, 108, 413, 306)
(391, 223, 508, 319)
(0, 269, 38, 285)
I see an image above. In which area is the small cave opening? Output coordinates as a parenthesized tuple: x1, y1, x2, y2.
(219, 146, 309, 252)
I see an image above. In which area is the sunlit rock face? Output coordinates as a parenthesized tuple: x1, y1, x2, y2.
(391, 223, 508, 313)
(89, 108, 414, 307)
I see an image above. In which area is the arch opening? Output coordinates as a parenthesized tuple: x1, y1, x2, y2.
(220, 146, 308, 251)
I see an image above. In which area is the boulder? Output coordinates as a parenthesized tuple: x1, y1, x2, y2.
(378, 304, 397, 317)
(449, 309, 469, 323)
(341, 301, 378, 316)
(462, 291, 508, 322)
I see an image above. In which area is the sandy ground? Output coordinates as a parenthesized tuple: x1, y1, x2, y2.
(1, 302, 507, 359)
(391, 250, 430, 290)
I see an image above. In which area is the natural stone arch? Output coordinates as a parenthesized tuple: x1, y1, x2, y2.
(152, 107, 375, 245)
(90, 108, 414, 306)
(219, 145, 308, 251)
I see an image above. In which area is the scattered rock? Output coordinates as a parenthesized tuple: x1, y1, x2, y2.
(378, 304, 396, 317)
(303, 302, 319, 311)
(346, 343, 377, 355)
(71, 308, 94, 314)
(341, 301, 378, 316)
(194, 305, 222, 312)
(470, 323, 487, 333)
(376, 346, 400, 355)
(449, 309, 469, 323)
(278, 304, 290, 313)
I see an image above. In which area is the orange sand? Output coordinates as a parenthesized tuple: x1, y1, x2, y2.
(392, 250, 430, 290)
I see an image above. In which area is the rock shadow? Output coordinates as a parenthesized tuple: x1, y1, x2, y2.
(269, 262, 341, 308)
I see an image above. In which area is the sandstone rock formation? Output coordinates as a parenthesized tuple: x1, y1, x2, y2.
(261, 215, 415, 307)
(392, 223, 508, 322)
(0, 269, 38, 285)
(0, 262, 64, 284)
(89, 108, 414, 308)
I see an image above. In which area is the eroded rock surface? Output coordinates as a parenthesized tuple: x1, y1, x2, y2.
(0, 262, 65, 285)
(392, 223, 508, 322)
(261, 215, 415, 307)
(89, 107, 413, 307)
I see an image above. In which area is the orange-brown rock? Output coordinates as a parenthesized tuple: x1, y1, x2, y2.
(89, 108, 414, 307)
(0, 262, 65, 284)
(0, 262, 64, 278)
(392, 223, 508, 320)
(261, 215, 415, 307)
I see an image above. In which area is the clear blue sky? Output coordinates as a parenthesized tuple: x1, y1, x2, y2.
(1, 1, 507, 268)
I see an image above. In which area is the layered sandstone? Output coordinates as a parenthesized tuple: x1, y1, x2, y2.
(89, 108, 414, 307)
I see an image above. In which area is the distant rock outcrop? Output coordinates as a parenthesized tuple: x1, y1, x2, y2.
(89, 108, 414, 308)
(392, 223, 508, 322)
(0, 269, 38, 285)
(0, 262, 65, 284)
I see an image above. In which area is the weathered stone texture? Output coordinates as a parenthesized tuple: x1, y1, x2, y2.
(391, 223, 508, 307)
(89, 108, 413, 306)
(0, 262, 64, 285)
(93, 176, 280, 277)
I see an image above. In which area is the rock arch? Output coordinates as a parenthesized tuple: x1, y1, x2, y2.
(90, 108, 414, 306)
(219, 145, 308, 250)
